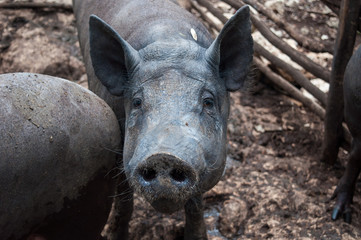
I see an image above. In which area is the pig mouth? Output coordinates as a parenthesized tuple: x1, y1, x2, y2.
(136, 183, 196, 214)
(150, 197, 186, 213)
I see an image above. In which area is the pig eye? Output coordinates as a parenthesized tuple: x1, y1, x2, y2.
(203, 98, 214, 109)
(132, 98, 142, 109)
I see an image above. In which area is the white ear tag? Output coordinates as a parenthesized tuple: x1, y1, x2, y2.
(190, 28, 197, 41)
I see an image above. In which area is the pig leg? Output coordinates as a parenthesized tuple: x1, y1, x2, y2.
(184, 194, 207, 240)
(103, 158, 134, 240)
(332, 139, 361, 223)
(108, 186, 133, 239)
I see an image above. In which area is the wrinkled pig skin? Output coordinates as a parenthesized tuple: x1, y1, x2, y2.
(73, 0, 253, 238)
(332, 46, 361, 223)
(0, 73, 121, 240)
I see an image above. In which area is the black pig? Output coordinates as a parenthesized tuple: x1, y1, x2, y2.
(0, 73, 120, 239)
(73, 0, 253, 238)
(332, 45, 361, 223)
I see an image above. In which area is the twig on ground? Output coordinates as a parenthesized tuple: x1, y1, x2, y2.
(0, 2, 73, 11)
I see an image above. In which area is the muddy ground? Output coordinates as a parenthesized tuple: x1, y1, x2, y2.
(1, 0, 361, 239)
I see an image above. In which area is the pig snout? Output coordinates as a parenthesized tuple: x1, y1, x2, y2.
(134, 153, 198, 213)
(137, 154, 197, 187)
(125, 123, 205, 213)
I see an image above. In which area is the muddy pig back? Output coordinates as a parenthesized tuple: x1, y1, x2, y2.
(0, 73, 120, 240)
(73, 0, 253, 213)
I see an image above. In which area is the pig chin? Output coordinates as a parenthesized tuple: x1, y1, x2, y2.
(150, 197, 186, 214)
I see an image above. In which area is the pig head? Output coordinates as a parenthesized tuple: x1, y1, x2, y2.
(73, 0, 253, 214)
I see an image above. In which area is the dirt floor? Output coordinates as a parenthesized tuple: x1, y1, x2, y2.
(1, 0, 361, 239)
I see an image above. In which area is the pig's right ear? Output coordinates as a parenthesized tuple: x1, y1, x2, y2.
(205, 6, 253, 92)
(89, 15, 141, 96)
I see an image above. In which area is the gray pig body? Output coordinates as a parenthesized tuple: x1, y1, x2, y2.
(332, 46, 361, 223)
(73, 0, 253, 238)
(0, 73, 120, 240)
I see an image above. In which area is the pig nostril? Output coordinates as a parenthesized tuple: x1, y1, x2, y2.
(170, 169, 187, 182)
(141, 168, 157, 182)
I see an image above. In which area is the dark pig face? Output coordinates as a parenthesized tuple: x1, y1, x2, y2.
(89, 6, 253, 213)
(122, 63, 229, 212)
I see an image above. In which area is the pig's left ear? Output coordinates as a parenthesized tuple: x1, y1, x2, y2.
(205, 6, 253, 91)
(89, 15, 141, 96)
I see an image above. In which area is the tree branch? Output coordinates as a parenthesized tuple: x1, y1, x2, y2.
(0, 2, 73, 11)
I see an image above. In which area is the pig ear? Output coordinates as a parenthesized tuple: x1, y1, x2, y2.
(205, 6, 253, 91)
(89, 15, 141, 96)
